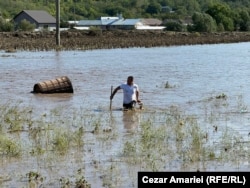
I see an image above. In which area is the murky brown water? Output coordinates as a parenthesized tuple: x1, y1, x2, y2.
(1, 43, 250, 187)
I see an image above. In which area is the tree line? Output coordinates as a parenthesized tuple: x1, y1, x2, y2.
(0, 0, 250, 32)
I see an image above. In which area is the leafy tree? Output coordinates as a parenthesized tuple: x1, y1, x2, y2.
(2, 22, 14, 31)
(183, 0, 201, 14)
(191, 12, 217, 32)
(220, 15, 234, 31)
(17, 19, 35, 31)
(217, 22, 225, 31)
(104, 5, 125, 17)
(175, 6, 188, 16)
(164, 21, 183, 31)
(236, 9, 250, 31)
(0, 17, 14, 31)
(146, 2, 162, 15)
(206, 3, 234, 31)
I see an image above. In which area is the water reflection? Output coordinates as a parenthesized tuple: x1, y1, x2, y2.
(33, 93, 73, 101)
(122, 110, 141, 132)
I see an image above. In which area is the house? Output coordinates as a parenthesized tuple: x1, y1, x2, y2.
(76, 15, 165, 30)
(141, 18, 163, 26)
(105, 18, 142, 30)
(136, 18, 165, 30)
(13, 10, 56, 31)
(76, 16, 140, 30)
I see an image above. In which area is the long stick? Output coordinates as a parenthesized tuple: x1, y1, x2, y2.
(110, 85, 113, 110)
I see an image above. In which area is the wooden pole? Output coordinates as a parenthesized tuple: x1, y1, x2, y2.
(56, 0, 60, 46)
(110, 86, 113, 110)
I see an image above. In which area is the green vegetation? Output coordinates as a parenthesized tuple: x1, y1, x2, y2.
(17, 19, 36, 31)
(0, 94, 250, 186)
(0, 0, 250, 32)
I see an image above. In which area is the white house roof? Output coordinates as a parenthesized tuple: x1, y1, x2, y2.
(77, 16, 165, 30)
(100, 17, 119, 20)
(78, 18, 141, 26)
(101, 18, 119, 25)
(111, 19, 141, 25)
(77, 20, 102, 26)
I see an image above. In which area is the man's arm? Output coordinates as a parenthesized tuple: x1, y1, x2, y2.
(136, 90, 141, 102)
(110, 86, 121, 100)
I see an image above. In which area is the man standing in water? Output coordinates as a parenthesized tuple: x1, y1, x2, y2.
(110, 76, 143, 110)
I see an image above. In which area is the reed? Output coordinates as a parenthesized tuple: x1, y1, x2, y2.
(0, 97, 250, 187)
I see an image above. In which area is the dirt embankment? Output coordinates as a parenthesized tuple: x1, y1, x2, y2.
(1, 30, 250, 51)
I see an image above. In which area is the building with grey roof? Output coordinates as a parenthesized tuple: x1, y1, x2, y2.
(13, 10, 56, 31)
(76, 16, 164, 30)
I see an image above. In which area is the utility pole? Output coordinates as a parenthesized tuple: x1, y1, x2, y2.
(56, 0, 60, 46)
(74, 0, 76, 25)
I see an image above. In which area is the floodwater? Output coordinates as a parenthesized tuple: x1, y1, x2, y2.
(1, 43, 250, 187)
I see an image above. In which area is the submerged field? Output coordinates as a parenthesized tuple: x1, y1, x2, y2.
(0, 96, 250, 187)
(1, 41, 250, 187)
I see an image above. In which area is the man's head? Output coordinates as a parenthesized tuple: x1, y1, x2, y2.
(127, 76, 134, 85)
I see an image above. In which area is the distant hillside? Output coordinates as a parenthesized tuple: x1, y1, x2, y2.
(0, 0, 250, 22)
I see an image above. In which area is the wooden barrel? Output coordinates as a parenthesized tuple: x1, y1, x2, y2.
(33, 76, 74, 93)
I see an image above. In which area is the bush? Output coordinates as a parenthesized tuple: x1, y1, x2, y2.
(164, 21, 183, 32)
(191, 12, 217, 32)
(17, 19, 35, 31)
(0, 18, 14, 31)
